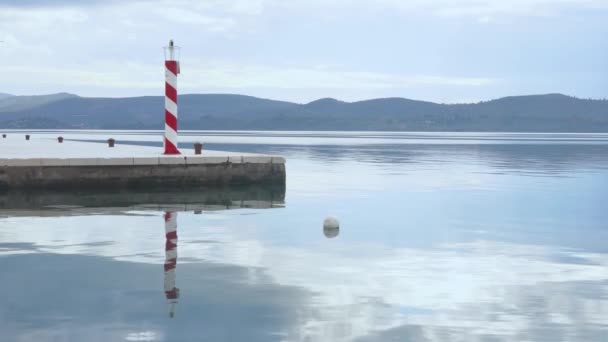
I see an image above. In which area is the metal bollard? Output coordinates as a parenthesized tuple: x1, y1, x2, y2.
(58, 136, 64, 143)
(25, 134, 30, 140)
(194, 142, 203, 155)
(108, 138, 115, 147)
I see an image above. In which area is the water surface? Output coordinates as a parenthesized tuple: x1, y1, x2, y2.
(1, 131, 607, 341)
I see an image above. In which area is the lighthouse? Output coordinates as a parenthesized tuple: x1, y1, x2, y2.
(163, 40, 181, 155)
(163, 211, 180, 318)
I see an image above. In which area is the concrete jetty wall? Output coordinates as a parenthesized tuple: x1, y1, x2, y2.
(0, 156, 286, 190)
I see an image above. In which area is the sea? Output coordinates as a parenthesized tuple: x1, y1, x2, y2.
(1, 131, 607, 342)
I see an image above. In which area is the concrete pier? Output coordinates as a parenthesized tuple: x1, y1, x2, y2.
(0, 135, 286, 190)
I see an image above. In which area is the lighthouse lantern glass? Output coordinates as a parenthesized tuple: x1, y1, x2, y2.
(163, 45, 181, 62)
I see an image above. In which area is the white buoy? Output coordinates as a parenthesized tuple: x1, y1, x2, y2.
(323, 216, 340, 238)
(323, 216, 340, 229)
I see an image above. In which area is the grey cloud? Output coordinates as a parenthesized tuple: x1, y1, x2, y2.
(0, 0, 131, 7)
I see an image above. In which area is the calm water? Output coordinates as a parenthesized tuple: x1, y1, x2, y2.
(1, 131, 608, 342)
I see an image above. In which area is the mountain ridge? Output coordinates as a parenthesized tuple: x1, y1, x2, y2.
(0, 93, 607, 132)
(0, 92, 78, 112)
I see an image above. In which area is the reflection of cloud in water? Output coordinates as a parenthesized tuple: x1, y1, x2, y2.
(1, 213, 607, 341)
(265, 241, 608, 341)
(125, 331, 158, 341)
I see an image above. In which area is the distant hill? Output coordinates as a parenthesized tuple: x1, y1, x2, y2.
(0, 93, 607, 132)
(0, 93, 14, 101)
(0, 92, 78, 112)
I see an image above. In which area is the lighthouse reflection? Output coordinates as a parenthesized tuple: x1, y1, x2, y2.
(163, 211, 179, 318)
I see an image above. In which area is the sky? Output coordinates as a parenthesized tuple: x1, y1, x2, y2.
(0, 0, 607, 103)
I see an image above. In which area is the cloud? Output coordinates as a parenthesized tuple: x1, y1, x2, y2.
(0, 61, 497, 96)
(183, 62, 497, 89)
(0, 0, 198, 7)
(0, 0, 604, 101)
(3, 0, 607, 17)
(159, 7, 237, 31)
(0, 6, 88, 25)
(0, 0, 116, 7)
(206, 0, 608, 19)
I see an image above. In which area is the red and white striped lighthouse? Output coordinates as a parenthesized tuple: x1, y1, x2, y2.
(163, 40, 180, 155)
(163, 211, 179, 318)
